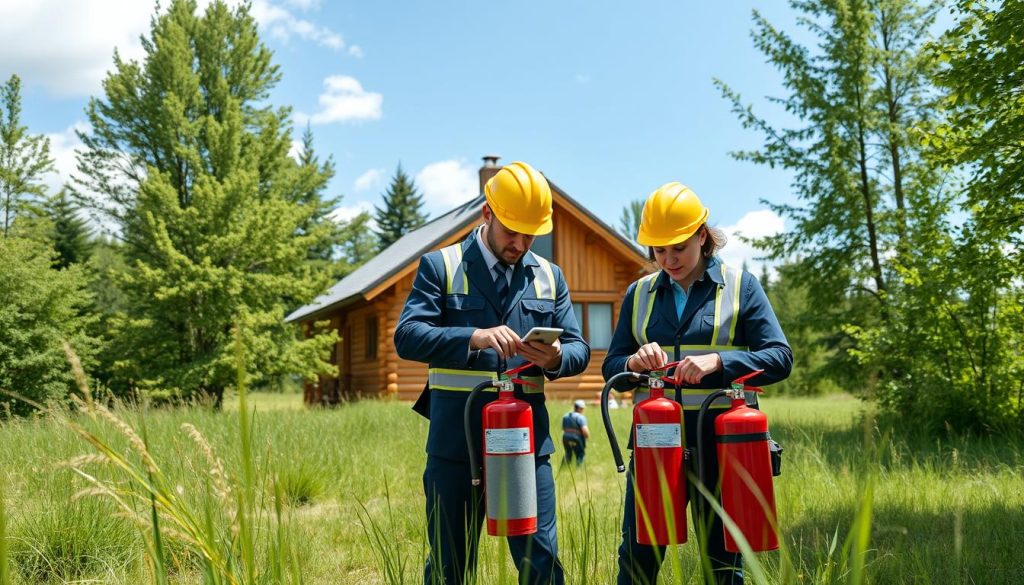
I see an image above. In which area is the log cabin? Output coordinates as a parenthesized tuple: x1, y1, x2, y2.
(285, 156, 651, 405)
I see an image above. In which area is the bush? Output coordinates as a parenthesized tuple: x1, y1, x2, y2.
(0, 237, 98, 416)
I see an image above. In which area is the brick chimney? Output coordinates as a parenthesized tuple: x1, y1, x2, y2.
(479, 154, 501, 194)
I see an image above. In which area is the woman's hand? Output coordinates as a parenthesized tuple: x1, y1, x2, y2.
(672, 353, 723, 384)
(626, 343, 669, 372)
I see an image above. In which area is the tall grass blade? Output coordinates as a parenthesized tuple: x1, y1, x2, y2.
(0, 473, 9, 585)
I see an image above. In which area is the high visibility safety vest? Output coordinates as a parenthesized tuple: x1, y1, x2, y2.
(630, 263, 749, 410)
(426, 241, 557, 394)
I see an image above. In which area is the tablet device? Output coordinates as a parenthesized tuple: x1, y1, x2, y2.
(521, 326, 564, 345)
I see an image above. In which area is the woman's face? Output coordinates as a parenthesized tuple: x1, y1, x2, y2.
(652, 228, 706, 283)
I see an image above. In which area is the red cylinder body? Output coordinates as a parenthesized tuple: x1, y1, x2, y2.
(632, 386, 687, 546)
(481, 390, 537, 536)
(715, 397, 778, 552)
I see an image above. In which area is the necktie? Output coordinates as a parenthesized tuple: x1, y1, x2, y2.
(494, 264, 510, 310)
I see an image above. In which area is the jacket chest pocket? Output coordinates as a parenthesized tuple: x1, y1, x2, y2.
(520, 299, 555, 327)
(445, 295, 486, 326)
(699, 313, 716, 335)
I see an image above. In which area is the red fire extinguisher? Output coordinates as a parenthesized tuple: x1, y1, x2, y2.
(601, 364, 688, 546)
(465, 362, 538, 537)
(692, 369, 781, 553)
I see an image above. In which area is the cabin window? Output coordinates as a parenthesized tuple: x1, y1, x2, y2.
(571, 301, 614, 350)
(365, 316, 378, 360)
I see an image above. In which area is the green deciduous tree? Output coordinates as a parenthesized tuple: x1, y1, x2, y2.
(374, 164, 426, 250)
(716, 1, 1007, 430)
(0, 237, 97, 416)
(72, 0, 337, 405)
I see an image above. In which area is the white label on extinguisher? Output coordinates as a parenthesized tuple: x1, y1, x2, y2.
(485, 428, 531, 454)
(635, 423, 681, 448)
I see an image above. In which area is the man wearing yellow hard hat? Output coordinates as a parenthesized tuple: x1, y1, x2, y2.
(395, 161, 590, 585)
(602, 183, 793, 585)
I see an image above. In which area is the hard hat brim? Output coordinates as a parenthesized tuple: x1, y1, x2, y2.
(635, 207, 709, 247)
(494, 214, 554, 237)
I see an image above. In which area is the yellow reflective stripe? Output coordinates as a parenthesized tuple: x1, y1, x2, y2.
(531, 256, 557, 300)
(673, 344, 749, 353)
(640, 288, 657, 344)
(440, 244, 468, 295)
(441, 248, 455, 295)
(632, 281, 643, 344)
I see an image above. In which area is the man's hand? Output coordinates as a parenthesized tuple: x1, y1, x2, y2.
(517, 339, 562, 371)
(626, 342, 669, 372)
(672, 353, 723, 384)
(470, 325, 520, 358)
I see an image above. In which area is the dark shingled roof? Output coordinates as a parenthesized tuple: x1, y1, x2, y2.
(285, 181, 642, 323)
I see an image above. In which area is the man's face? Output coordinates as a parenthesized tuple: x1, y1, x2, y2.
(483, 205, 535, 266)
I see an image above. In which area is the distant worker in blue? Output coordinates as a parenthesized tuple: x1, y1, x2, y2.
(561, 399, 590, 466)
(602, 182, 792, 585)
(395, 161, 590, 585)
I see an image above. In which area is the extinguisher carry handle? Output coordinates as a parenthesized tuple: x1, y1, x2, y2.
(464, 379, 499, 487)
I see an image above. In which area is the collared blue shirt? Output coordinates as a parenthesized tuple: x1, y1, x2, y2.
(474, 225, 513, 286)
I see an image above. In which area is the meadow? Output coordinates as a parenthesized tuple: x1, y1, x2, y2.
(0, 391, 1021, 584)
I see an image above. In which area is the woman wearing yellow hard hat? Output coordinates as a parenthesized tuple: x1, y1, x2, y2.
(602, 182, 793, 585)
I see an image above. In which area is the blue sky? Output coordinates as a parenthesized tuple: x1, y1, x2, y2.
(2, 0, 817, 269)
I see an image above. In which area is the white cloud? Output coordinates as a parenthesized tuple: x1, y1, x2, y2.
(348, 44, 364, 58)
(298, 75, 383, 125)
(329, 201, 375, 228)
(0, 1, 151, 96)
(354, 168, 385, 192)
(250, 0, 344, 50)
(718, 209, 785, 273)
(282, 0, 320, 10)
(415, 159, 479, 213)
(287, 139, 304, 162)
(0, 1, 352, 97)
(43, 122, 89, 193)
(574, 73, 591, 84)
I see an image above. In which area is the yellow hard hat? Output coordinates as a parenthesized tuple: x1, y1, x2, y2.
(484, 161, 553, 236)
(636, 182, 710, 247)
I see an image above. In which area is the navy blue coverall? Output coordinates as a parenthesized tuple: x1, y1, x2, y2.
(602, 256, 792, 585)
(395, 228, 590, 585)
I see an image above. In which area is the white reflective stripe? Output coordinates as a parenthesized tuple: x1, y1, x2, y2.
(440, 244, 468, 295)
(713, 264, 742, 347)
(427, 369, 544, 393)
(679, 390, 732, 409)
(631, 273, 660, 346)
(532, 255, 556, 300)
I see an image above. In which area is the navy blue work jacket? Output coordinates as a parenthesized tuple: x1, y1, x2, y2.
(602, 256, 792, 392)
(395, 229, 590, 461)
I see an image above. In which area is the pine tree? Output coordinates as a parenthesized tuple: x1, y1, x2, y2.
(618, 199, 644, 240)
(0, 74, 54, 238)
(374, 164, 426, 250)
(47, 190, 93, 268)
(71, 0, 337, 405)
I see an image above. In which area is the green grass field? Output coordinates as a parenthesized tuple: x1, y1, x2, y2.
(0, 392, 1021, 584)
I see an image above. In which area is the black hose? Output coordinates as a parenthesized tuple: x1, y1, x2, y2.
(695, 390, 728, 499)
(465, 379, 499, 486)
(601, 371, 646, 473)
